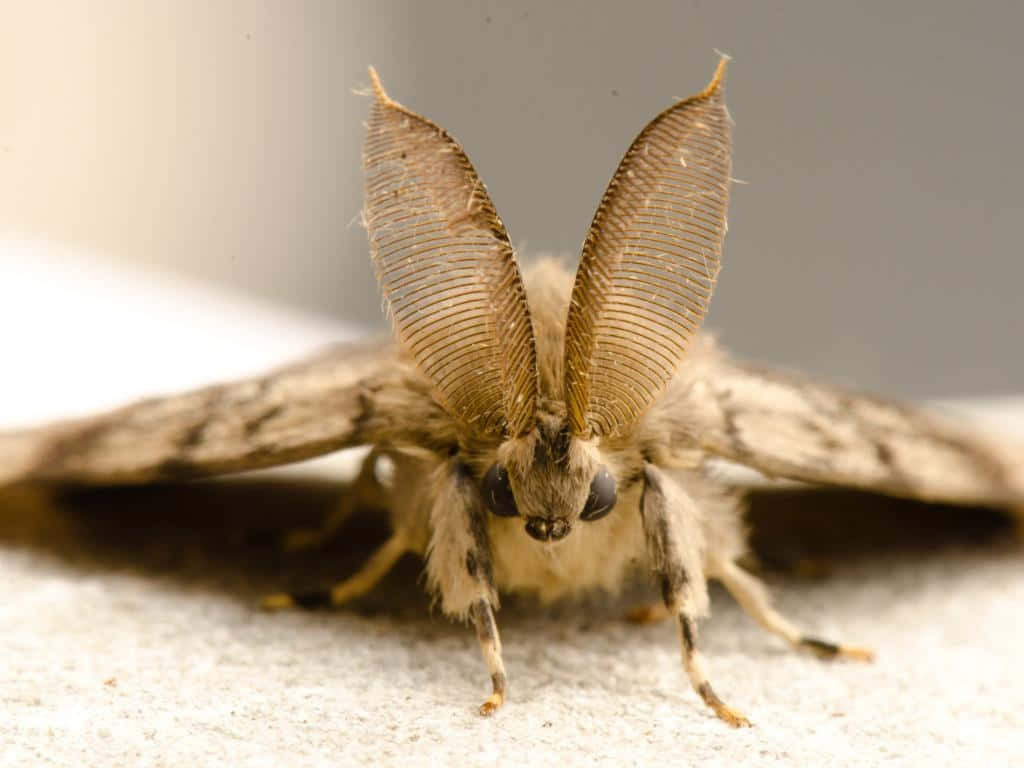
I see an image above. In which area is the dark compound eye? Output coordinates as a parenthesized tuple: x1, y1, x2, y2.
(482, 463, 519, 517)
(580, 465, 616, 521)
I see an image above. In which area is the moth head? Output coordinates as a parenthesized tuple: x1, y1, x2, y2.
(480, 413, 618, 543)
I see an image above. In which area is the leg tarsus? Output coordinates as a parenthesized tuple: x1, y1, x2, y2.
(799, 636, 875, 662)
(678, 614, 751, 728)
(281, 509, 350, 553)
(479, 675, 506, 717)
(260, 592, 298, 611)
(626, 601, 670, 625)
(471, 599, 507, 716)
(260, 531, 407, 612)
(281, 450, 389, 553)
(697, 682, 752, 728)
(715, 559, 874, 662)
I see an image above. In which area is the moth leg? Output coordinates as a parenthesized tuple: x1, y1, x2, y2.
(641, 464, 751, 728)
(426, 458, 506, 716)
(470, 598, 507, 716)
(713, 559, 874, 662)
(625, 601, 670, 625)
(281, 495, 358, 553)
(260, 530, 408, 611)
(282, 449, 389, 552)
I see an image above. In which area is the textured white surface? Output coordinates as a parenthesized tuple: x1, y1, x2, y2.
(2, 535, 1023, 767)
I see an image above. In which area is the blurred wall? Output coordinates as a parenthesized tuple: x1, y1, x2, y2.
(2, 1, 1022, 399)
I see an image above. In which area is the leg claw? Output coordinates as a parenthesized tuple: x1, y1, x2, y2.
(626, 602, 670, 625)
(698, 682, 752, 728)
(835, 644, 875, 662)
(260, 593, 296, 612)
(479, 692, 504, 717)
(713, 703, 752, 729)
(800, 636, 875, 662)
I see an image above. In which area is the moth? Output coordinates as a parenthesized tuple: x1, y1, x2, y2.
(2, 58, 1022, 727)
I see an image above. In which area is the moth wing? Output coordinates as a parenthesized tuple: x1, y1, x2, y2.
(0, 340, 453, 487)
(663, 344, 1024, 507)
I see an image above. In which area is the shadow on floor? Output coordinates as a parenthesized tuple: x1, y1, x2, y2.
(0, 477, 1018, 623)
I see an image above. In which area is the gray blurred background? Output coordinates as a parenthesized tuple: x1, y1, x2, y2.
(2, 0, 1021, 399)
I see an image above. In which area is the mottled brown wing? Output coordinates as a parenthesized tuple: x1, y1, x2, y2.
(563, 58, 731, 437)
(363, 68, 538, 438)
(0, 341, 456, 487)
(673, 350, 1024, 507)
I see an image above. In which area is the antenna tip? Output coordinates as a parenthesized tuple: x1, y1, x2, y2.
(367, 66, 390, 103)
(704, 52, 731, 96)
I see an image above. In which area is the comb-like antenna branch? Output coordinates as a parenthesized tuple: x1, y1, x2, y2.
(563, 57, 733, 437)
(362, 68, 539, 438)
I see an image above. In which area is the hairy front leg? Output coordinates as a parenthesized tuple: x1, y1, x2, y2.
(427, 458, 507, 716)
(641, 464, 751, 728)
